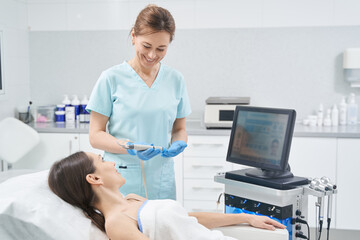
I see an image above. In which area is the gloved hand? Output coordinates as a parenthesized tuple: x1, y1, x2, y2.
(126, 142, 161, 161)
(161, 140, 187, 157)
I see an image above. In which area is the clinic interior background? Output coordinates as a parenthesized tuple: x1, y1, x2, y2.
(1, 0, 360, 121)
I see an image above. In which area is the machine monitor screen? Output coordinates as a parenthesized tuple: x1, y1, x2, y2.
(226, 106, 296, 178)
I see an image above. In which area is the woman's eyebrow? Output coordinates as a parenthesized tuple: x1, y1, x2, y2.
(143, 41, 167, 48)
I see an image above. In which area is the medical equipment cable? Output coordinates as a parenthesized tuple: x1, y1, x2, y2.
(216, 193, 223, 211)
(141, 161, 148, 199)
(326, 195, 333, 240)
(315, 202, 319, 240)
(317, 201, 323, 240)
(292, 217, 310, 239)
(306, 221, 310, 240)
(116, 140, 149, 199)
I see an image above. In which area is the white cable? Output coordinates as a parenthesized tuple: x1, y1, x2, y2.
(141, 161, 148, 199)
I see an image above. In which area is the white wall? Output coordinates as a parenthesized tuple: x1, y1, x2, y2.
(0, 0, 31, 120)
(27, 0, 360, 31)
(1, 0, 360, 120)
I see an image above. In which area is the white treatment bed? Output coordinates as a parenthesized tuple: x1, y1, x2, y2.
(0, 171, 288, 240)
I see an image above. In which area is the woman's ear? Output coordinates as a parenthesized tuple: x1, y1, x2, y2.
(131, 30, 135, 45)
(86, 173, 103, 185)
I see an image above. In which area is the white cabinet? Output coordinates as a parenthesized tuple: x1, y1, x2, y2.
(182, 135, 231, 213)
(12, 133, 103, 170)
(336, 138, 360, 230)
(13, 133, 80, 170)
(289, 137, 337, 228)
(79, 134, 104, 155)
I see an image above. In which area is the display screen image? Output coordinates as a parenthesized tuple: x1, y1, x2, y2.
(230, 111, 288, 167)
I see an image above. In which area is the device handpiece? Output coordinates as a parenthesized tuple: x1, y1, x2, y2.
(127, 144, 163, 152)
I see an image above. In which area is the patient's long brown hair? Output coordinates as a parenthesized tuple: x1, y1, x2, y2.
(48, 151, 105, 232)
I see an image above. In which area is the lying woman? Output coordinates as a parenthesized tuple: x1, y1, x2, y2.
(48, 151, 286, 240)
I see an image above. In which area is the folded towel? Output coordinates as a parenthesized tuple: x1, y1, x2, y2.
(139, 199, 237, 240)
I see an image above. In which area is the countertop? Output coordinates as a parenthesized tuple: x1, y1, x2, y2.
(29, 120, 360, 138)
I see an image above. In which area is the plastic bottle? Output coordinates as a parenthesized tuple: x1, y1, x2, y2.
(62, 95, 71, 107)
(317, 104, 324, 126)
(339, 96, 347, 125)
(79, 95, 89, 123)
(72, 95, 80, 123)
(323, 109, 332, 127)
(347, 93, 358, 125)
(65, 105, 75, 123)
(331, 104, 339, 126)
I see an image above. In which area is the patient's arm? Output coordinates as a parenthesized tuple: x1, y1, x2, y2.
(105, 214, 149, 240)
(188, 212, 286, 230)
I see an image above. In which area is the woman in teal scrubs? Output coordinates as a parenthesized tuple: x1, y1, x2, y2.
(86, 4, 191, 200)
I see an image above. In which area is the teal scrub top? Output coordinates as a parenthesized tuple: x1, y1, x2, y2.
(86, 61, 191, 200)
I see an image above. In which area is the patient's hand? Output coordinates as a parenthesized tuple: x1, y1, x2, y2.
(248, 215, 286, 231)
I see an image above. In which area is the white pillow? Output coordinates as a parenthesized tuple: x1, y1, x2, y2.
(0, 170, 108, 240)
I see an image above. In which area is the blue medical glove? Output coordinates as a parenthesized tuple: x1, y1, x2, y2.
(161, 140, 187, 157)
(137, 145, 161, 161)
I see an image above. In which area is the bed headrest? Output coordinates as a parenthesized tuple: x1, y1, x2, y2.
(0, 170, 108, 240)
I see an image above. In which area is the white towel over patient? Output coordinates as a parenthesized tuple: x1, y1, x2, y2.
(138, 199, 237, 240)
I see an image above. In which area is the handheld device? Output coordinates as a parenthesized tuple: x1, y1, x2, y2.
(117, 141, 163, 152)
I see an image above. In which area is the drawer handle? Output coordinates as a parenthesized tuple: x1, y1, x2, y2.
(192, 186, 223, 190)
(192, 164, 223, 168)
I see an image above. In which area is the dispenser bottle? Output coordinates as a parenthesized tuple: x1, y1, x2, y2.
(62, 95, 71, 107)
(347, 93, 358, 125)
(339, 96, 347, 125)
(72, 95, 80, 123)
(317, 104, 324, 126)
(80, 95, 89, 123)
(331, 104, 339, 126)
(323, 109, 332, 127)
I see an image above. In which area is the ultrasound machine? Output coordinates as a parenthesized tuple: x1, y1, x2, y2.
(214, 106, 338, 240)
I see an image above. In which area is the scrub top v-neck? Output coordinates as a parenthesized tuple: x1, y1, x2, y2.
(86, 61, 191, 200)
(127, 62, 161, 89)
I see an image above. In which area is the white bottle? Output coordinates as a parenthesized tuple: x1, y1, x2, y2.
(331, 104, 339, 126)
(323, 109, 332, 127)
(347, 93, 358, 125)
(339, 96, 347, 125)
(62, 95, 71, 107)
(65, 105, 75, 123)
(72, 95, 80, 123)
(317, 104, 324, 126)
(80, 95, 89, 123)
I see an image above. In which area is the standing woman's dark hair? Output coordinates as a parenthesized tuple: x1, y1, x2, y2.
(132, 4, 176, 42)
(48, 151, 105, 232)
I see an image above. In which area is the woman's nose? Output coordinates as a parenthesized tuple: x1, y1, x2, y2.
(148, 50, 156, 59)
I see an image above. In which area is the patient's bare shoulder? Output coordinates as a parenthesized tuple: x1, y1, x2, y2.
(125, 193, 147, 201)
(105, 214, 149, 240)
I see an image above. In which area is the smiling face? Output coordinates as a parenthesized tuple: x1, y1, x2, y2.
(132, 30, 170, 70)
(86, 152, 126, 188)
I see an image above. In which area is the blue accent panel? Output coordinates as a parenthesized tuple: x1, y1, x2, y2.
(225, 205, 292, 240)
(137, 200, 149, 233)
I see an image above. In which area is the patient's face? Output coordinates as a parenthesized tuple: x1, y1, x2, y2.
(86, 152, 126, 188)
